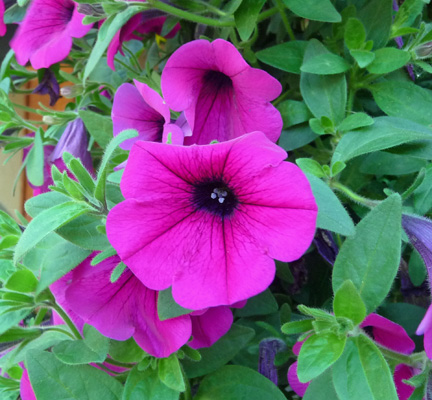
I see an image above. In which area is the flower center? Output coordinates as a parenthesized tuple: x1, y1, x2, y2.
(202, 70, 233, 91)
(192, 180, 238, 218)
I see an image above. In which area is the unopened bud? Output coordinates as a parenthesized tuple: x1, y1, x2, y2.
(415, 42, 432, 59)
(77, 3, 104, 16)
(60, 85, 83, 98)
(42, 115, 63, 125)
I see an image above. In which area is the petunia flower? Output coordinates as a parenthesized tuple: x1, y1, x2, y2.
(416, 304, 432, 359)
(287, 341, 309, 397)
(360, 313, 415, 355)
(0, 0, 5, 37)
(51, 253, 233, 358)
(393, 364, 417, 400)
(20, 368, 36, 400)
(111, 80, 184, 149)
(10, 0, 92, 69)
(107, 9, 180, 70)
(106, 131, 317, 310)
(161, 39, 283, 145)
(32, 68, 60, 106)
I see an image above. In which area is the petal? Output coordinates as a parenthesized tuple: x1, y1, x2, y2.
(20, 369, 36, 400)
(232, 162, 317, 262)
(287, 361, 309, 397)
(133, 80, 171, 122)
(64, 255, 192, 358)
(162, 123, 185, 145)
(112, 83, 166, 149)
(393, 364, 415, 400)
(361, 314, 415, 355)
(0, 0, 6, 37)
(416, 304, 432, 335)
(189, 306, 233, 348)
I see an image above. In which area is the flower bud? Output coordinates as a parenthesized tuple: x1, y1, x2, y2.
(415, 42, 432, 59)
(60, 85, 83, 98)
(76, 3, 104, 16)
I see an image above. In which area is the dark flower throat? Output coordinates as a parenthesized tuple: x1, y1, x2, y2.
(192, 180, 238, 218)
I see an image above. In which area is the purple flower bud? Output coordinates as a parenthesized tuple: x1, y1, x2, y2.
(313, 229, 338, 265)
(258, 338, 286, 385)
(50, 118, 93, 173)
(32, 68, 60, 106)
(402, 213, 432, 288)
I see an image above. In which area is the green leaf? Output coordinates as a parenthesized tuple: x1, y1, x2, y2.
(332, 194, 402, 313)
(297, 332, 346, 382)
(355, 335, 398, 400)
(301, 53, 350, 75)
(282, 0, 341, 22)
(157, 287, 192, 321)
(338, 113, 374, 132)
(14, 202, 91, 263)
(183, 324, 255, 378)
(331, 161, 346, 177)
(360, 151, 426, 176)
(303, 369, 339, 400)
(332, 117, 432, 164)
(277, 100, 312, 128)
(296, 158, 325, 178)
(371, 80, 432, 126)
(235, 289, 278, 317)
(26, 350, 123, 400)
(79, 110, 113, 150)
(5, 269, 38, 293)
(281, 319, 313, 335)
(25, 130, 44, 187)
(53, 325, 109, 365)
(344, 18, 366, 50)
(123, 365, 179, 400)
(234, 0, 265, 41)
(409, 250, 427, 287)
(300, 40, 347, 124)
(414, 165, 432, 214)
(109, 338, 147, 363)
(278, 125, 318, 151)
(393, 0, 427, 31)
(256, 41, 308, 74)
(367, 48, 410, 74)
(83, 6, 142, 82)
(194, 365, 286, 400)
(110, 261, 127, 283)
(332, 340, 374, 400)
(158, 354, 185, 392)
(358, 0, 392, 49)
(306, 173, 355, 236)
(333, 280, 366, 325)
(0, 302, 32, 335)
(350, 49, 375, 68)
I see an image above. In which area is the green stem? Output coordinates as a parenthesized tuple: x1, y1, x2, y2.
(347, 88, 356, 114)
(257, 7, 279, 22)
(47, 302, 83, 340)
(330, 181, 381, 208)
(380, 347, 425, 368)
(12, 103, 39, 113)
(274, 0, 295, 40)
(103, 358, 136, 369)
(180, 364, 192, 400)
(142, 0, 235, 27)
(42, 326, 76, 339)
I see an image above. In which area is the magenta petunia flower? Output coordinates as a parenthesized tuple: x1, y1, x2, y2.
(416, 304, 432, 359)
(393, 364, 416, 400)
(112, 80, 184, 149)
(106, 131, 317, 309)
(10, 0, 92, 69)
(20, 368, 36, 400)
(0, 0, 5, 37)
(161, 39, 283, 145)
(107, 10, 180, 71)
(287, 341, 309, 397)
(361, 313, 415, 355)
(52, 253, 233, 357)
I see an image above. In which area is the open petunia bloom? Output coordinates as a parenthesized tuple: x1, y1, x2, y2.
(161, 39, 283, 145)
(112, 80, 184, 149)
(107, 9, 180, 70)
(106, 131, 317, 310)
(51, 253, 233, 358)
(10, 0, 92, 69)
(0, 0, 5, 37)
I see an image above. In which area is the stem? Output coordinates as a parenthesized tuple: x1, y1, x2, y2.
(257, 7, 279, 22)
(12, 103, 39, 113)
(330, 181, 381, 208)
(104, 358, 136, 369)
(274, 0, 295, 40)
(347, 88, 356, 114)
(47, 302, 83, 340)
(180, 364, 192, 400)
(42, 326, 76, 339)
(380, 347, 426, 368)
(143, 0, 235, 27)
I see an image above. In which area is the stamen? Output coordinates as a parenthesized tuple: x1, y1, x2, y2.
(211, 193, 217, 199)
(218, 197, 225, 204)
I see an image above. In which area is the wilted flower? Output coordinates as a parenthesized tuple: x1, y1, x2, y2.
(258, 338, 285, 385)
(10, 0, 92, 69)
(32, 68, 60, 106)
(111, 80, 184, 148)
(313, 229, 338, 265)
(106, 132, 317, 310)
(161, 39, 283, 144)
(51, 253, 233, 357)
